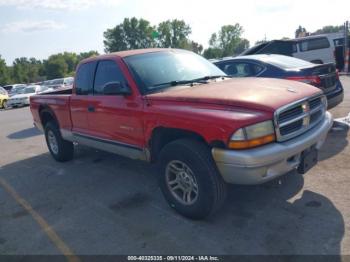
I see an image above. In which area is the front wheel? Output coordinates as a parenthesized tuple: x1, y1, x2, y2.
(158, 138, 227, 219)
(44, 122, 74, 162)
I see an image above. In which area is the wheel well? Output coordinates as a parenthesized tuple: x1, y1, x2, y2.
(39, 106, 57, 128)
(149, 127, 223, 162)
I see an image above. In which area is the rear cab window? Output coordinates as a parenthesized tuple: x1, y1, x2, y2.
(75, 62, 96, 95)
(299, 37, 330, 52)
(93, 60, 126, 95)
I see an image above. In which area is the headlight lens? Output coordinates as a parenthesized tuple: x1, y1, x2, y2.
(229, 120, 275, 149)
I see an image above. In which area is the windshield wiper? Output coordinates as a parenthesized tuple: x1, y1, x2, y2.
(189, 75, 228, 83)
(150, 80, 191, 88)
(150, 75, 228, 89)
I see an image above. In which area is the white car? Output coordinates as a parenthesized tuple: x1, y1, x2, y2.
(8, 84, 27, 97)
(37, 85, 55, 94)
(241, 32, 347, 66)
(7, 85, 40, 108)
(292, 33, 345, 64)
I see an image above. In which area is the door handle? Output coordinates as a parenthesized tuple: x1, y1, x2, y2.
(87, 105, 95, 112)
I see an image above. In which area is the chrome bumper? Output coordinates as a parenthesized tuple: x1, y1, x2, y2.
(212, 112, 333, 185)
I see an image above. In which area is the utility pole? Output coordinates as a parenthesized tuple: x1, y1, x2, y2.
(344, 21, 349, 73)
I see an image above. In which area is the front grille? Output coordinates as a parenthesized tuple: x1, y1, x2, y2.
(309, 97, 322, 109)
(275, 95, 326, 142)
(279, 106, 303, 122)
(280, 119, 303, 136)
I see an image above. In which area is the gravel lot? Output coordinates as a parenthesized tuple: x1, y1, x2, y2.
(0, 77, 349, 256)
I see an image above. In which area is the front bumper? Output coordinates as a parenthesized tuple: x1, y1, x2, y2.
(7, 99, 29, 107)
(212, 112, 333, 185)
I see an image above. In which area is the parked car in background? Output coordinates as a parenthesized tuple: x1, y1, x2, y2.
(7, 85, 40, 108)
(241, 33, 348, 69)
(9, 84, 27, 97)
(0, 86, 9, 109)
(36, 85, 54, 94)
(43, 77, 74, 90)
(213, 54, 343, 109)
(30, 48, 332, 219)
(63, 77, 74, 88)
(3, 84, 26, 94)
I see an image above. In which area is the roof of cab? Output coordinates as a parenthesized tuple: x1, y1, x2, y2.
(80, 48, 178, 64)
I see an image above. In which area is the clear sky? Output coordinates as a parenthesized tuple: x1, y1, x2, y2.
(0, 0, 349, 65)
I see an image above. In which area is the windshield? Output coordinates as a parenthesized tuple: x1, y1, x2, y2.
(0, 86, 7, 95)
(24, 87, 36, 94)
(64, 77, 74, 85)
(11, 86, 26, 94)
(124, 50, 225, 94)
(52, 79, 64, 85)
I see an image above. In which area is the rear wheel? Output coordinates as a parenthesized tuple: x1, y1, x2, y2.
(158, 138, 227, 219)
(44, 121, 74, 162)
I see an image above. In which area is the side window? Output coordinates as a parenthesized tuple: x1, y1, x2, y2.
(334, 38, 344, 47)
(75, 62, 96, 95)
(220, 62, 260, 77)
(219, 62, 240, 76)
(93, 60, 126, 95)
(299, 37, 330, 52)
(260, 42, 295, 56)
(251, 63, 265, 75)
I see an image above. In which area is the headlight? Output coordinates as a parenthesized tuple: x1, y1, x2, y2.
(321, 95, 327, 109)
(229, 120, 275, 149)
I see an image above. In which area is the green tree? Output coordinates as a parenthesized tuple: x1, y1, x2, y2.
(103, 17, 155, 52)
(10, 57, 44, 83)
(234, 38, 249, 54)
(203, 23, 244, 58)
(61, 52, 78, 74)
(0, 55, 11, 85)
(313, 25, 343, 35)
(44, 55, 68, 79)
(187, 41, 203, 54)
(77, 51, 99, 61)
(255, 39, 268, 45)
(156, 19, 192, 48)
(203, 47, 223, 59)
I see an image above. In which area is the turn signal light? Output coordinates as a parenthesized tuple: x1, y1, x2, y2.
(228, 134, 276, 150)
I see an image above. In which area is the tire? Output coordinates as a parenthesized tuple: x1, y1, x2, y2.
(44, 121, 74, 162)
(158, 138, 227, 219)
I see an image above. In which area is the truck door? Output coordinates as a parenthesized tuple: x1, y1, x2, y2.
(70, 61, 97, 134)
(86, 59, 144, 150)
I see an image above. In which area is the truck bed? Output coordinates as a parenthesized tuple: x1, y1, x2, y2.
(30, 93, 72, 131)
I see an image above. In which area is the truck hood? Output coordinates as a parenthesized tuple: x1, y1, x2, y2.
(146, 78, 321, 112)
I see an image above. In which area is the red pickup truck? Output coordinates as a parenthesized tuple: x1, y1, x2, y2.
(30, 48, 333, 219)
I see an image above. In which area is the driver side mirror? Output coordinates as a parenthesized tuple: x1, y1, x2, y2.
(103, 81, 131, 96)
